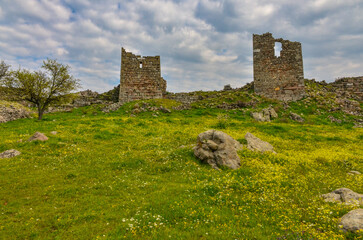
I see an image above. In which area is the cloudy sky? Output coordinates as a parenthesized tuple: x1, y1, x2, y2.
(0, 0, 362, 93)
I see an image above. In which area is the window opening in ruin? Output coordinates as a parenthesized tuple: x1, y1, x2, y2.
(274, 42, 282, 57)
(139, 62, 143, 68)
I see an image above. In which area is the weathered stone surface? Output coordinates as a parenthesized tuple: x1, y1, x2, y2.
(28, 132, 48, 142)
(331, 76, 363, 102)
(245, 132, 275, 153)
(328, 115, 342, 123)
(194, 130, 243, 170)
(339, 209, 363, 233)
(251, 107, 278, 122)
(0, 103, 32, 123)
(159, 106, 171, 113)
(72, 90, 104, 107)
(102, 102, 123, 113)
(119, 48, 166, 103)
(322, 188, 363, 205)
(0, 149, 21, 159)
(253, 32, 305, 101)
(290, 112, 304, 122)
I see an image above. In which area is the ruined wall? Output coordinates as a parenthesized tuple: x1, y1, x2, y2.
(253, 33, 305, 101)
(330, 76, 363, 101)
(119, 48, 166, 103)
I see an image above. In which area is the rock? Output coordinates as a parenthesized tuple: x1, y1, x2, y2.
(27, 132, 48, 142)
(0, 102, 32, 123)
(159, 106, 171, 113)
(132, 108, 141, 114)
(251, 112, 268, 122)
(348, 170, 361, 175)
(194, 130, 243, 170)
(339, 209, 363, 233)
(0, 149, 21, 159)
(102, 102, 122, 113)
(72, 90, 103, 107)
(50, 131, 57, 135)
(267, 107, 278, 119)
(328, 115, 342, 123)
(251, 107, 278, 122)
(245, 132, 275, 153)
(290, 112, 304, 122)
(322, 188, 363, 205)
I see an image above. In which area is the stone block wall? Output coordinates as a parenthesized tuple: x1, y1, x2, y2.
(165, 92, 201, 104)
(253, 33, 305, 101)
(330, 76, 363, 101)
(119, 48, 167, 103)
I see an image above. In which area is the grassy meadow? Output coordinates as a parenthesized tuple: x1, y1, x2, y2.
(0, 99, 362, 239)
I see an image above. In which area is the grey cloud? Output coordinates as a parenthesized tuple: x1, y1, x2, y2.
(0, 0, 362, 93)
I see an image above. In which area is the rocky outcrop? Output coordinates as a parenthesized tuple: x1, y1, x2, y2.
(0, 149, 21, 159)
(0, 102, 32, 123)
(251, 107, 278, 122)
(245, 132, 275, 153)
(339, 209, 363, 233)
(27, 132, 48, 142)
(322, 188, 363, 205)
(194, 130, 243, 170)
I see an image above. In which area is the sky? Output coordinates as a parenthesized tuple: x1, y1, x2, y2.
(0, 0, 362, 93)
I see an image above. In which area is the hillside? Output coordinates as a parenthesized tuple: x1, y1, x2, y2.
(1, 80, 363, 239)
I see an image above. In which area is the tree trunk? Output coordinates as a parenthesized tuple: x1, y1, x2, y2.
(37, 106, 44, 120)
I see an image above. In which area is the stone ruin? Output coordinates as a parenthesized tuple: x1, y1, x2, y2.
(253, 32, 305, 101)
(330, 76, 363, 101)
(119, 48, 167, 103)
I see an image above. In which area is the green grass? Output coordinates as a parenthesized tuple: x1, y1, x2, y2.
(0, 104, 362, 239)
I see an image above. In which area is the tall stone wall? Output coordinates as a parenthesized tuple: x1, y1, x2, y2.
(253, 33, 305, 101)
(119, 48, 167, 103)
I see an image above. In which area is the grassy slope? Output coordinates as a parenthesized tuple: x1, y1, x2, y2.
(0, 100, 362, 240)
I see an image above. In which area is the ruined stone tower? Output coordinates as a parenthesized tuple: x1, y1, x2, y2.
(253, 33, 305, 101)
(119, 48, 167, 103)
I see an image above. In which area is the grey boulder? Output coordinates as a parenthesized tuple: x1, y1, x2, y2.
(27, 132, 48, 142)
(245, 132, 275, 153)
(0, 149, 21, 159)
(251, 107, 278, 122)
(339, 209, 363, 233)
(194, 130, 243, 170)
(322, 188, 363, 205)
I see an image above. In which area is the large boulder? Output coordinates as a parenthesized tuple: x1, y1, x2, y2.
(339, 209, 363, 233)
(27, 132, 48, 142)
(194, 130, 243, 170)
(245, 132, 275, 153)
(251, 107, 278, 122)
(322, 188, 363, 205)
(0, 149, 21, 159)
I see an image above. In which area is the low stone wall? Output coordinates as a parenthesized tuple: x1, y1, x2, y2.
(330, 76, 363, 101)
(164, 92, 201, 104)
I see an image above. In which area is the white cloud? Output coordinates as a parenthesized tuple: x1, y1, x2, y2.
(0, 0, 362, 93)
